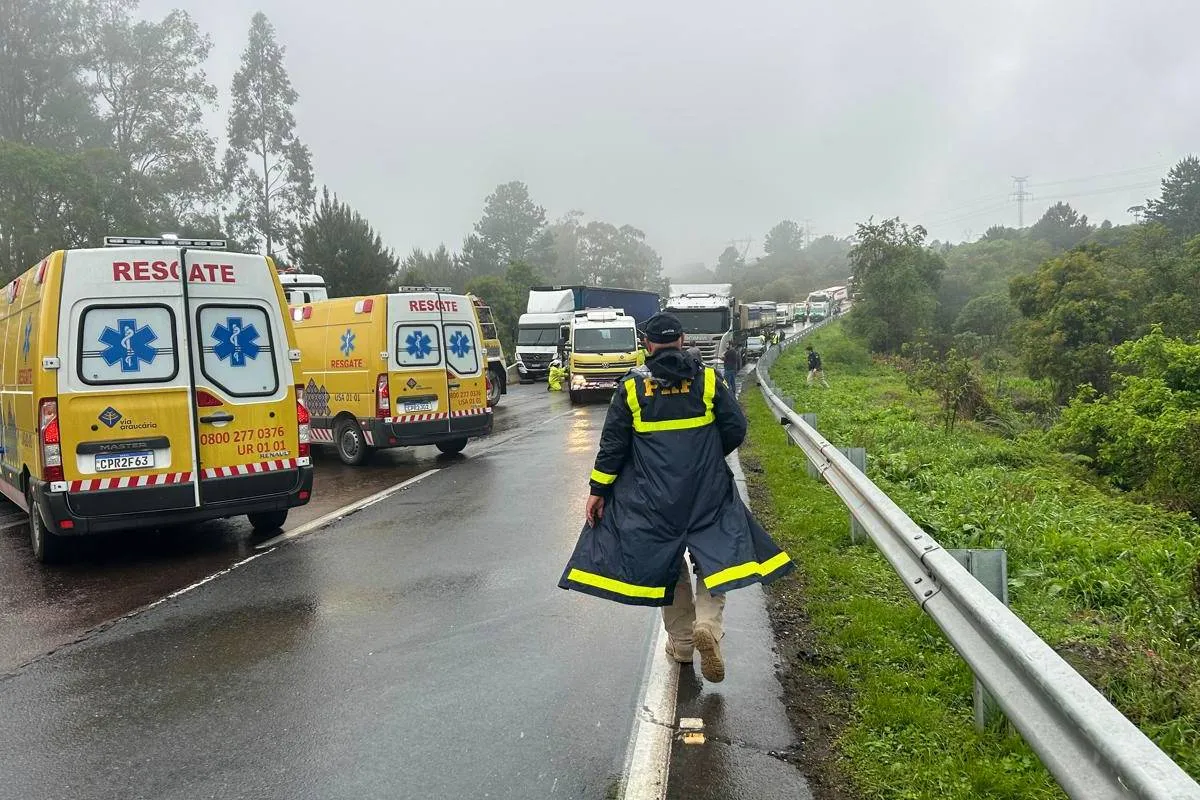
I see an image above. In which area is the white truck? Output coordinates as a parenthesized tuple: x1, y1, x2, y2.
(664, 283, 735, 369)
(515, 288, 576, 382)
(805, 291, 831, 322)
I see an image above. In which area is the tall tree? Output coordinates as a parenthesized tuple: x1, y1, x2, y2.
(846, 218, 944, 353)
(0, 0, 98, 147)
(763, 219, 805, 261)
(461, 181, 554, 275)
(87, 0, 218, 226)
(1029, 201, 1093, 250)
(576, 221, 662, 289)
(1146, 156, 1200, 239)
(223, 12, 314, 256)
(295, 188, 396, 297)
(715, 245, 743, 280)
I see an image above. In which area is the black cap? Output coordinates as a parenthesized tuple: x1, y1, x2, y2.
(643, 312, 683, 344)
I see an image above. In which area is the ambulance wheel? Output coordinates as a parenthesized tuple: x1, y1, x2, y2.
(486, 368, 503, 407)
(336, 419, 372, 466)
(27, 489, 67, 564)
(248, 510, 288, 532)
(435, 438, 468, 456)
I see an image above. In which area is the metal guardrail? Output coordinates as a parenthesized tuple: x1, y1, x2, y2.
(755, 327, 1200, 800)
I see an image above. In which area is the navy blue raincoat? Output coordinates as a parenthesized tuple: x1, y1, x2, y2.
(558, 348, 793, 607)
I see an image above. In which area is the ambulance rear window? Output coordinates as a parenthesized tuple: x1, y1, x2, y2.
(196, 304, 279, 397)
(443, 323, 480, 375)
(77, 304, 179, 385)
(396, 324, 443, 367)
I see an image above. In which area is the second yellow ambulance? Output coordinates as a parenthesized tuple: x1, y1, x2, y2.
(291, 290, 493, 464)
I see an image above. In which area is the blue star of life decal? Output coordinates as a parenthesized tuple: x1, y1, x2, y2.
(448, 330, 473, 359)
(21, 317, 31, 362)
(211, 317, 261, 367)
(405, 330, 433, 359)
(340, 328, 356, 357)
(99, 318, 159, 373)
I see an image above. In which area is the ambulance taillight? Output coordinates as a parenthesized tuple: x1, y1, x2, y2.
(296, 385, 311, 457)
(38, 399, 63, 482)
(375, 374, 390, 418)
(195, 390, 223, 407)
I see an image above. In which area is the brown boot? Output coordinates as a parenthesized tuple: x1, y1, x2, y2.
(693, 623, 725, 682)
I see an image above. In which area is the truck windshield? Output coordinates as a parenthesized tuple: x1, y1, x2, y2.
(517, 325, 560, 346)
(668, 309, 730, 334)
(574, 327, 637, 353)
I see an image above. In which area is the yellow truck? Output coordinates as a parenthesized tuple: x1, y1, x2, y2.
(565, 308, 643, 403)
(468, 294, 509, 408)
(0, 236, 314, 562)
(290, 291, 493, 464)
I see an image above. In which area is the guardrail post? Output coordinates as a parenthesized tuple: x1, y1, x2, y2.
(948, 548, 1009, 731)
(801, 414, 820, 477)
(837, 447, 867, 543)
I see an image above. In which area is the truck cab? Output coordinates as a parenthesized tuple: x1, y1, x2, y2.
(564, 309, 641, 403)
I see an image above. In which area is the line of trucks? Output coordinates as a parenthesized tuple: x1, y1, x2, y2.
(510, 283, 847, 402)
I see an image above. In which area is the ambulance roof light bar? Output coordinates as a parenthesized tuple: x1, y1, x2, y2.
(104, 235, 227, 249)
(396, 285, 452, 293)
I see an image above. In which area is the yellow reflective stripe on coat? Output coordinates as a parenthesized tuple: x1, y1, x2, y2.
(566, 568, 666, 599)
(703, 551, 792, 591)
(625, 367, 717, 433)
(590, 469, 617, 485)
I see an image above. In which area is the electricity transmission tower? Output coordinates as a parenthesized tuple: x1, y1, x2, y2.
(1011, 176, 1032, 228)
(727, 238, 753, 261)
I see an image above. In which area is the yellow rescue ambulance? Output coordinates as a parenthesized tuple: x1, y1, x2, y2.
(291, 290, 493, 465)
(0, 236, 314, 562)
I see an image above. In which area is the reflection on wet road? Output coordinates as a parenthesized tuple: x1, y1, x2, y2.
(0, 384, 555, 673)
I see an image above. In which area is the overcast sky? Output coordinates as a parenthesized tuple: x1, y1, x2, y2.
(143, 0, 1197, 271)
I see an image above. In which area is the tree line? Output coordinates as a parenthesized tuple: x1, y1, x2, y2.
(845, 156, 1200, 514)
(0, 0, 666, 351)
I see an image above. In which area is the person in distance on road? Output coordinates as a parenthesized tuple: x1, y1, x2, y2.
(722, 345, 742, 395)
(558, 312, 793, 683)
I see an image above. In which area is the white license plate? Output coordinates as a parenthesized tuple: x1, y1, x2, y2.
(95, 451, 154, 472)
(401, 400, 436, 413)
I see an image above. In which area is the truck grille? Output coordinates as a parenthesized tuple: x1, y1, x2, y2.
(522, 353, 552, 367)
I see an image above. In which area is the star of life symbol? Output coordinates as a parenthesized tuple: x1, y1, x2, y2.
(21, 317, 31, 362)
(211, 317, 261, 367)
(340, 328, 356, 357)
(99, 318, 159, 373)
(448, 331, 472, 359)
(405, 330, 433, 359)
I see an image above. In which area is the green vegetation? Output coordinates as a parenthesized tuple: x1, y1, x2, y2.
(746, 324, 1200, 799)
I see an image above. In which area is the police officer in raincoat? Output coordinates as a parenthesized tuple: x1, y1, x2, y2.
(558, 313, 793, 682)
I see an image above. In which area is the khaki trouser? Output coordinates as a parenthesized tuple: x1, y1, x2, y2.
(662, 553, 726, 647)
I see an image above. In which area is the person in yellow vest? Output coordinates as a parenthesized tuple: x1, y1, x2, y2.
(547, 359, 567, 392)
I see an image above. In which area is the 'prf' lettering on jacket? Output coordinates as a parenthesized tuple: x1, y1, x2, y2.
(643, 378, 692, 397)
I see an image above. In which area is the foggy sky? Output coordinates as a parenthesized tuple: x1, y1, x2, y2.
(142, 0, 1200, 271)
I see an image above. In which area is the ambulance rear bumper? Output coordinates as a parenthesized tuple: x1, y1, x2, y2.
(34, 466, 314, 536)
(370, 411, 493, 447)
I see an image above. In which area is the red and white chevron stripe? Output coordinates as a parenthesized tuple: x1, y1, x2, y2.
(202, 459, 300, 479)
(387, 407, 493, 425)
(68, 471, 193, 492)
(310, 427, 335, 442)
(67, 459, 305, 492)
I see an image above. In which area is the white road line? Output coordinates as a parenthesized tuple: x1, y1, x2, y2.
(143, 550, 274, 611)
(621, 622, 679, 800)
(255, 468, 441, 549)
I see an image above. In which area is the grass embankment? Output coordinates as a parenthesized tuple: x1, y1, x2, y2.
(744, 323, 1200, 800)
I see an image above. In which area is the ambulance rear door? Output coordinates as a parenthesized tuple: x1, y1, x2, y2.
(183, 251, 298, 500)
(58, 246, 199, 511)
(388, 293, 451, 435)
(440, 296, 488, 418)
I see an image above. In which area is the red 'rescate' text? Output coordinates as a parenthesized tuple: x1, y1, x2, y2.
(112, 261, 236, 283)
(409, 299, 458, 312)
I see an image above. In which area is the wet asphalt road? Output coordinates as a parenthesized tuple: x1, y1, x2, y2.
(0, 385, 660, 798)
(0, 385, 552, 674)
